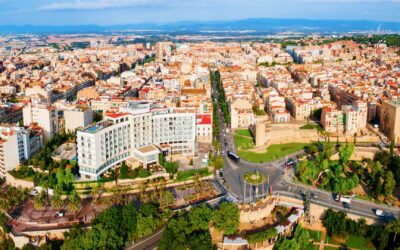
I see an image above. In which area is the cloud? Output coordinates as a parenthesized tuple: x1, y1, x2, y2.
(38, 0, 162, 10)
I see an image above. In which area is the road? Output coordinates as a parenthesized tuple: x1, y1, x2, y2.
(211, 72, 400, 220)
(126, 228, 164, 250)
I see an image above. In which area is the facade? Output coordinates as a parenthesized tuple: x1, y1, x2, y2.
(77, 104, 197, 180)
(380, 100, 400, 143)
(342, 101, 367, 135)
(64, 106, 93, 132)
(77, 113, 131, 180)
(230, 99, 255, 129)
(321, 101, 367, 135)
(0, 125, 43, 177)
(0, 105, 23, 124)
(196, 114, 212, 144)
(23, 101, 59, 143)
(321, 107, 345, 133)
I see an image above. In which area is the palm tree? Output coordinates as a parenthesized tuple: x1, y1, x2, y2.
(110, 187, 124, 205)
(138, 181, 148, 202)
(90, 184, 103, 204)
(34, 190, 47, 210)
(68, 191, 81, 220)
(51, 186, 64, 209)
(193, 173, 202, 198)
(386, 219, 400, 243)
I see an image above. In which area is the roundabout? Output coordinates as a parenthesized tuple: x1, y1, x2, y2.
(243, 171, 269, 203)
(243, 171, 267, 185)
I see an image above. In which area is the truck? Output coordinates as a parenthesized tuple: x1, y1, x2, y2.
(334, 194, 351, 204)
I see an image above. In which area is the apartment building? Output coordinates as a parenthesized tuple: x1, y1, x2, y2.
(0, 105, 23, 124)
(0, 125, 43, 177)
(342, 101, 367, 135)
(321, 107, 345, 133)
(196, 114, 212, 144)
(230, 99, 255, 129)
(321, 101, 367, 135)
(23, 101, 59, 143)
(63, 106, 93, 132)
(77, 103, 197, 180)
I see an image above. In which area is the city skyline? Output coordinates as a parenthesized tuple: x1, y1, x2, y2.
(1, 0, 400, 25)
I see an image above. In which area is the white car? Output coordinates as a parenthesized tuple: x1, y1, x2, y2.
(221, 151, 225, 156)
(375, 209, 385, 217)
(55, 211, 65, 218)
(29, 188, 39, 196)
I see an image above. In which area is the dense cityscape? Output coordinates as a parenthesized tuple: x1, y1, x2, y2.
(1, 1, 400, 250)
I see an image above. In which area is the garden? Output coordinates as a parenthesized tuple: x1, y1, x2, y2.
(234, 128, 309, 162)
(296, 140, 399, 204)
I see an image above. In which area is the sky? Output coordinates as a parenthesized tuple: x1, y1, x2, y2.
(0, 0, 399, 25)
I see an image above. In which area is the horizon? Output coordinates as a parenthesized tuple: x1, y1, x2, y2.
(2, 17, 400, 27)
(1, 0, 400, 26)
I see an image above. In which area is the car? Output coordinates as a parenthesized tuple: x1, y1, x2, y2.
(300, 190, 307, 200)
(221, 151, 225, 156)
(29, 188, 39, 196)
(55, 211, 65, 218)
(375, 209, 385, 217)
(310, 191, 317, 199)
(343, 202, 351, 209)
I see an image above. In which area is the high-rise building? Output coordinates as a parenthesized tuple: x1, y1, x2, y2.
(77, 103, 196, 180)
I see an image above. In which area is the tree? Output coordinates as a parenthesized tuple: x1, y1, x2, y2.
(274, 238, 299, 250)
(323, 209, 347, 237)
(390, 140, 395, 156)
(247, 228, 277, 244)
(165, 162, 179, 178)
(110, 187, 124, 205)
(51, 186, 64, 209)
(214, 156, 224, 170)
(386, 219, 400, 243)
(34, 190, 47, 210)
(68, 190, 81, 220)
(212, 202, 239, 235)
(383, 171, 396, 196)
(120, 162, 129, 179)
(339, 144, 355, 165)
(293, 225, 310, 248)
(188, 205, 212, 231)
(91, 184, 103, 203)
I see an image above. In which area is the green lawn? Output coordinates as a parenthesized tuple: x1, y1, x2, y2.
(235, 129, 253, 137)
(346, 235, 375, 250)
(176, 168, 210, 182)
(237, 143, 309, 163)
(300, 123, 324, 133)
(325, 235, 375, 250)
(308, 230, 322, 242)
(302, 243, 319, 250)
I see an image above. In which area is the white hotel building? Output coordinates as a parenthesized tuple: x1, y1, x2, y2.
(77, 102, 196, 180)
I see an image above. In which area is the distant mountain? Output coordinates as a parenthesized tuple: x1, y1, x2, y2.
(1, 18, 400, 34)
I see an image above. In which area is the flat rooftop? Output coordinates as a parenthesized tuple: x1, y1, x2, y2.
(137, 145, 159, 154)
(83, 121, 113, 133)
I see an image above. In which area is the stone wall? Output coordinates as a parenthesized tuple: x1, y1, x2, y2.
(5, 172, 34, 189)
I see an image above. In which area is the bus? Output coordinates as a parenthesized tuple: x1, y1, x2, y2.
(227, 151, 240, 162)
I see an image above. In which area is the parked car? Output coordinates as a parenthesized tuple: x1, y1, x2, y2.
(55, 211, 65, 218)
